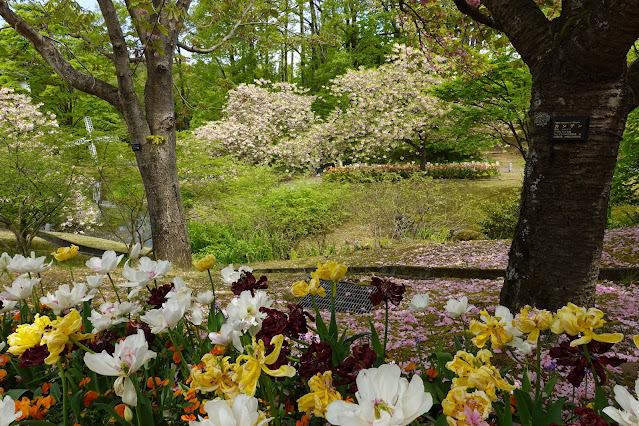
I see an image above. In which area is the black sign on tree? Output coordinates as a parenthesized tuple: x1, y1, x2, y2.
(550, 116, 590, 142)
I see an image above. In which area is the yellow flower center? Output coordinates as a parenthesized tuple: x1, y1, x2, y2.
(374, 399, 393, 419)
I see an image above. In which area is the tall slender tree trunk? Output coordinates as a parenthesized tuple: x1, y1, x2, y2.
(500, 54, 629, 311)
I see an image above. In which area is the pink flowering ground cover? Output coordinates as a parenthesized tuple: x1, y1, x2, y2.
(369, 225, 639, 269)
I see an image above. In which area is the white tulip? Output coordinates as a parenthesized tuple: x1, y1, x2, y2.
(84, 330, 156, 406)
(409, 293, 430, 312)
(603, 378, 639, 426)
(444, 296, 475, 317)
(0, 394, 21, 426)
(86, 250, 124, 274)
(0, 274, 40, 301)
(326, 364, 433, 425)
(188, 394, 272, 425)
(7, 252, 52, 274)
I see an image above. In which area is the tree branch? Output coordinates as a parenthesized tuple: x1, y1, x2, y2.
(450, 0, 501, 30)
(479, 0, 552, 68)
(96, 0, 144, 118)
(0, 0, 122, 110)
(177, 0, 254, 54)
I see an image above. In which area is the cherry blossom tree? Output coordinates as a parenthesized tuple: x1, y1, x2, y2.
(193, 80, 319, 169)
(0, 88, 98, 254)
(308, 44, 490, 170)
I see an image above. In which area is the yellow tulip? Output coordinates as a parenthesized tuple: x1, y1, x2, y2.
(297, 371, 342, 418)
(291, 273, 325, 298)
(41, 309, 93, 364)
(446, 350, 514, 402)
(514, 306, 554, 343)
(233, 335, 296, 396)
(315, 261, 347, 281)
(52, 245, 79, 261)
(551, 303, 623, 346)
(190, 353, 239, 398)
(7, 314, 51, 356)
(634, 335, 639, 348)
(469, 311, 513, 349)
(193, 254, 216, 272)
(442, 386, 492, 426)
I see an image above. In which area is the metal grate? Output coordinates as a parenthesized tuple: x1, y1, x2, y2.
(299, 279, 374, 313)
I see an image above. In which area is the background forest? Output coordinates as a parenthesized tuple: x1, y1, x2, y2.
(0, 0, 637, 263)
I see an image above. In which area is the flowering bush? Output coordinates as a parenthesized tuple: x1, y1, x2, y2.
(0, 249, 637, 425)
(324, 162, 500, 182)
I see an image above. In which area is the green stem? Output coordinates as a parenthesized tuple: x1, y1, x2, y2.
(207, 269, 216, 312)
(168, 328, 191, 379)
(260, 375, 281, 426)
(507, 347, 535, 369)
(57, 361, 70, 426)
(69, 336, 96, 354)
(32, 286, 41, 315)
(68, 264, 75, 282)
(131, 376, 145, 426)
(582, 344, 601, 399)
(286, 334, 310, 347)
(107, 272, 122, 303)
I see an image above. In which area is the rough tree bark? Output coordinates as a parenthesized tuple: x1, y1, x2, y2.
(0, 0, 196, 265)
(452, 0, 639, 311)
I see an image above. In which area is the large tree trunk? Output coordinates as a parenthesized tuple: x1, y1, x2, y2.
(139, 43, 191, 267)
(500, 53, 629, 312)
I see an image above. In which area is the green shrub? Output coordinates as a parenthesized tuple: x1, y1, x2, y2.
(479, 190, 521, 239)
(188, 180, 349, 262)
(188, 221, 274, 264)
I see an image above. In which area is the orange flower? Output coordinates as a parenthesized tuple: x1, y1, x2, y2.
(169, 345, 183, 363)
(296, 414, 311, 426)
(211, 345, 226, 356)
(284, 398, 295, 414)
(83, 391, 99, 407)
(184, 398, 201, 413)
(185, 389, 196, 400)
(173, 389, 184, 397)
(15, 397, 31, 420)
(79, 377, 91, 387)
(0, 354, 9, 366)
(426, 368, 438, 380)
(403, 362, 418, 372)
(146, 377, 169, 389)
(114, 403, 127, 417)
(41, 382, 52, 395)
(29, 395, 55, 420)
(181, 414, 196, 421)
(0, 369, 6, 382)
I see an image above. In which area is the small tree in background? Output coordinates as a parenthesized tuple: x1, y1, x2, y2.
(437, 53, 532, 160)
(0, 87, 97, 254)
(193, 80, 318, 168)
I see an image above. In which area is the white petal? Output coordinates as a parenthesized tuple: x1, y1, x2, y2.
(120, 376, 138, 406)
(84, 351, 121, 376)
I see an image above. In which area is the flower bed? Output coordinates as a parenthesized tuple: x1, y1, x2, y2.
(0, 250, 638, 425)
(323, 162, 500, 182)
